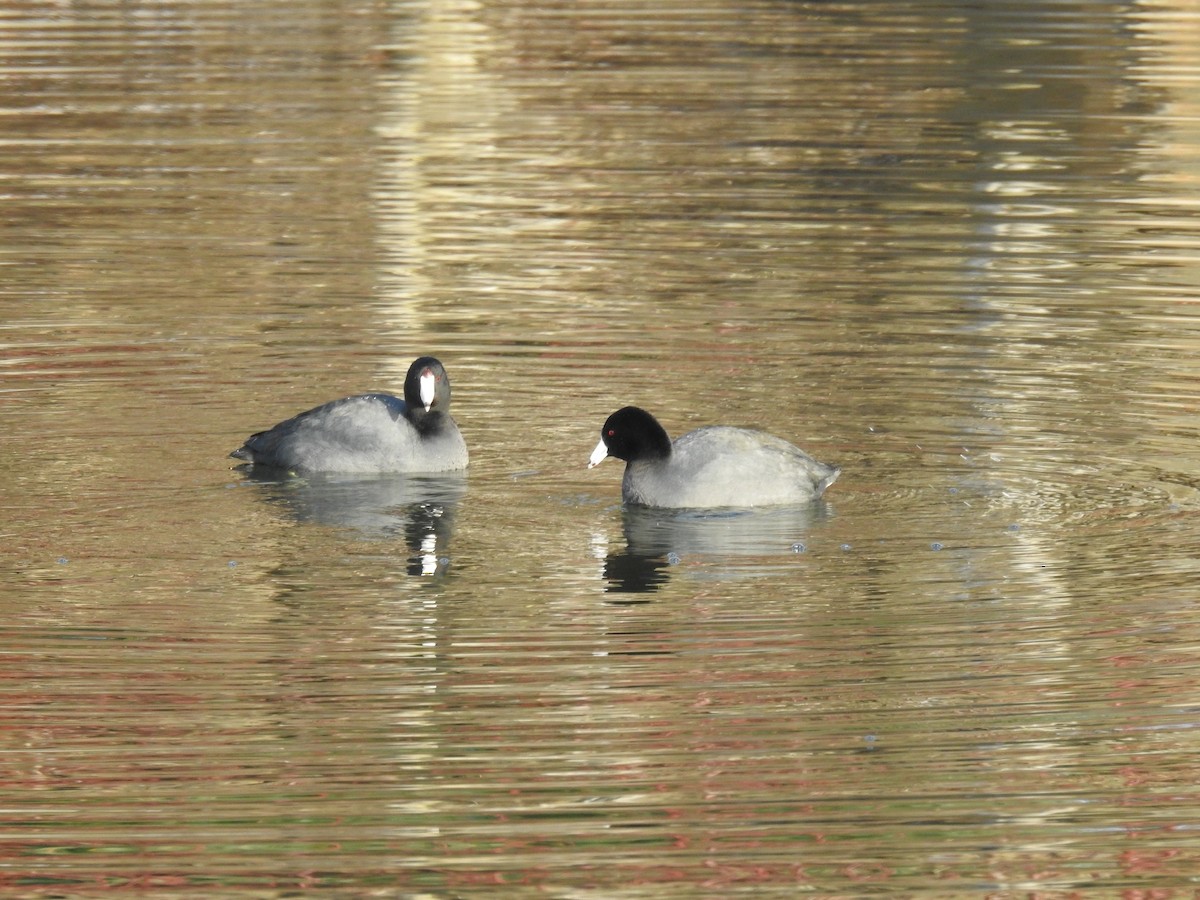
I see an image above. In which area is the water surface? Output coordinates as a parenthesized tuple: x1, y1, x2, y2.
(4, 0, 1200, 895)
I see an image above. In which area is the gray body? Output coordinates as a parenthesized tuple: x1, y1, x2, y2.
(620, 425, 838, 508)
(231, 393, 468, 474)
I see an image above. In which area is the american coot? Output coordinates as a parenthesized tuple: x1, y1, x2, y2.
(588, 406, 838, 508)
(229, 356, 468, 473)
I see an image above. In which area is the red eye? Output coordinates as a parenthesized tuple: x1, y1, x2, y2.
(607, 429, 615, 437)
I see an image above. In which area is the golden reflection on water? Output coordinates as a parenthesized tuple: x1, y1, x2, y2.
(3, 0, 1200, 894)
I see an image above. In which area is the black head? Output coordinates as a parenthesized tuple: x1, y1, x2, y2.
(404, 356, 452, 416)
(596, 406, 672, 464)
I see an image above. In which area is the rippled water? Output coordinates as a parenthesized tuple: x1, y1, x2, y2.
(4, 0, 1200, 895)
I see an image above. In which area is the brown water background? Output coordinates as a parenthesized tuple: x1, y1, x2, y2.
(4, 0, 1200, 895)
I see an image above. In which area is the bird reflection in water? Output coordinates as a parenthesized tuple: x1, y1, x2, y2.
(600, 503, 831, 595)
(236, 468, 466, 575)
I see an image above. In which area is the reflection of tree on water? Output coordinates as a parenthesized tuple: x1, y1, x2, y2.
(603, 503, 830, 595)
(238, 469, 466, 575)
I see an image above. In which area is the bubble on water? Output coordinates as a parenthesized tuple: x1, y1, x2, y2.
(227, 560, 238, 568)
(948, 487, 958, 495)
(1007, 523, 1021, 532)
(791, 542, 806, 554)
(840, 543, 852, 552)
(930, 542, 944, 551)
(56, 557, 69, 565)
(667, 552, 681, 565)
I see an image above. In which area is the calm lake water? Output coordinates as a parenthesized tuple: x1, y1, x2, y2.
(4, 0, 1200, 895)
